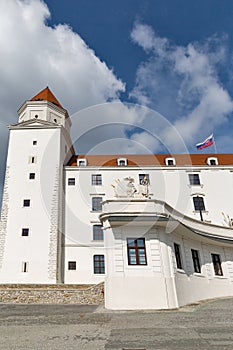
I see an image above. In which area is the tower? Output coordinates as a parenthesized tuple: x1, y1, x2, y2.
(0, 87, 73, 283)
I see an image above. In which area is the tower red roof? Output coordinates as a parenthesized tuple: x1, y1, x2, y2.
(30, 87, 63, 109)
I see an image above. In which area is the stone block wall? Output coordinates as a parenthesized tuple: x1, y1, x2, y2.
(0, 283, 104, 304)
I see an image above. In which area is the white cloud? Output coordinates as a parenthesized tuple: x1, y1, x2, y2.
(130, 23, 233, 152)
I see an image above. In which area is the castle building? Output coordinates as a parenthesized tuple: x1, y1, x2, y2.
(1, 87, 233, 309)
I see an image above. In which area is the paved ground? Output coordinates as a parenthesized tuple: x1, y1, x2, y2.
(0, 298, 233, 349)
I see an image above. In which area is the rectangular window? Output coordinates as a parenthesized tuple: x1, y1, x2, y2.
(92, 197, 102, 211)
(193, 196, 205, 211)
(93, 225, 103, 240)
(174, 243, 183, 269)
(189, 174, 200, 186)
(92, 174, 102, 186)
(22, 262, 29, 273)
(28, 156, 36, 164)
(33, 140, 37, 145)
(93, 255, 105, 274)
(22, 228, 29, 237)
(191, 249, 201, 273)
(211, 253, 223, 276)
(29, 173, 35, 180)
(68, 261, 76, 270)
(127, 238, 147, 265)
(23, 199, 30, 207)
(68, 178, 75, 186)
(139, 174, 150, 185)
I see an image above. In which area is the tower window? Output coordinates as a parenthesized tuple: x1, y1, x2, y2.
(23, 199, 31, 207)
(68, 178, 75, 186)
(29, 173, 35, 180)
(68, 261, 76, 270)
(33, 140, 37, 146)
(22, 262, 29, 273)
(22, 228, 29, 237)
(29, 156, 36, 164)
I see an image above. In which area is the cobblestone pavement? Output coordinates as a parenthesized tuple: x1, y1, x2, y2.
(0, 298, 233, 349)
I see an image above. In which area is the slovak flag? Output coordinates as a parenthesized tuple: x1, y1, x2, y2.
(196, 134, 214, 150)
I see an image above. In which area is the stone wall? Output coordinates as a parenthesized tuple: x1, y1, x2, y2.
(0, 283, 104, 304)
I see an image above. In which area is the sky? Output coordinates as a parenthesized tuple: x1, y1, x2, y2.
(1, 0, 233, 196)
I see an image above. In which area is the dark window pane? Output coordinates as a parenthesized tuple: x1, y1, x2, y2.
(211, 253, 223, 276)
(93, 225, 103, 240)
(22, 228, 29, 237)
(191, 249, 201, 273)
(92, 197, 102, 211)
(68, 261, 76, 270)
(193, 197, 205, 211)
(29, 173, 35, 180)
(23, 199, 30, 207)
(189, 174, 200, 185)
(68, 178, 75, 186)
(174, 243, 182, 269)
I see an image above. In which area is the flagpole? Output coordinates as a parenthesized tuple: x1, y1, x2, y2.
(213, 133, 217, 154)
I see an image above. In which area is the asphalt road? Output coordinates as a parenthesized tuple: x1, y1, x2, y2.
(0, 298, 233, 349)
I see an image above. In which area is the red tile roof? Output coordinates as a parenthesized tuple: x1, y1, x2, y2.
(67, 154, 233, 167)
(31, 87, 63, 109)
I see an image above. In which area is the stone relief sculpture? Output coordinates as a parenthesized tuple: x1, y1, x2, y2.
(111, 176, 149, 198)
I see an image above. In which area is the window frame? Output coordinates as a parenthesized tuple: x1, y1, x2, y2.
(117, 158, 127, 166)
(193, 196, 206, 211)
(92, 174, 102, 186)
(174, 243, 183, 269)
(92, 197, 103, 212)
(29, 173, 35, 180)
(211, 253, 223, 276)
(207, 157, 218, 166)
(189, 174, 200, 186)
(68, 178, 75, 186)
(68, 261, 76, 270)
(93, 255, 105, 274)
(22, 228, 29, 237)
(165, 157, 176, 166)
(93, 225, 103, 241)
(23, 199, 31, 207)
(127, 238, 147, 266)
(191, 249, 201, 273)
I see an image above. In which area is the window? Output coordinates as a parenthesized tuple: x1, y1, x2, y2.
(193, 196, 205, 211)
(93, 255, 105, 274)
(211, 253, 223, 276)
(93, 225, 103, 241)
(127, 238, 147, 265)
(22, 228, 29, 237)
(207, 157, 218, 166)
(78, 158, 87, 166)
(29, 173, 35, 180)
(33, 140, 37, 145)
(68, 261, 76, 270)
(191, 249, 201, 273)
(189, 174, 200, 186)
(23, 199, 30, 207)
(165, 157, 176, 166)
(22, 262, 29, 273)
(139, 174, 150, 185)
(92, 174, 102, 186)
(117, 158, 127, 166)
(68, 178, 75, 186)
(29, 156, 36, 164)
(174, 243, 183, 269)
(92, 197, 102, 212)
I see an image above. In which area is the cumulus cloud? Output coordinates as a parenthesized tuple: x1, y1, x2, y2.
(130, 23, 233, 152)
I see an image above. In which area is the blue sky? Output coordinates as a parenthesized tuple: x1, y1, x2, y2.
(1, 0, 233, 194)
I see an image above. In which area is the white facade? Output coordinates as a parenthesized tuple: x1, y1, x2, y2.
(1, 88, 233, 309)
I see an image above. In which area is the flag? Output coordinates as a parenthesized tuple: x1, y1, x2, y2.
(196, 134, 214, 150)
